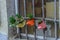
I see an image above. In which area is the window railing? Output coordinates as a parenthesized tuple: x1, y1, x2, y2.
(15, 0, 59, 40)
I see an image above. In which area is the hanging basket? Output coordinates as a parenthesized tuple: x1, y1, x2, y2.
(38, 20, 47, 29)
(26, 18, 35, 27)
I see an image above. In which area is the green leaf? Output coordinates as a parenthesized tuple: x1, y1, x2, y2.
(16, 14, 22, 18)
(38, 19, 42, 24)
(27, 13, 33, 19)
(9, 16, 16, 24)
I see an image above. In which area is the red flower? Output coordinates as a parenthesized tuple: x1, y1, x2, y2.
(26, 19, 35, 27)
(38, 21, 46, 29)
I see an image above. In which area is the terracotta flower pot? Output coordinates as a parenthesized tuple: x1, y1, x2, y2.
(38, 21, 46, 29)
(26, 19, 35, 27)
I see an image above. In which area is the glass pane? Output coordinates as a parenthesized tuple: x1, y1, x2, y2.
(57, 22, 60, 38)
(46, 21, 55, 37)
(34, 0, 42, 17)
(56, 0, 59, 20)
(26, 0, 33, 14)
(27, 27, 34, 34)
(46, 0, 54, 19)
(18, 0, 24, 16)
(34, 0, 46, 17)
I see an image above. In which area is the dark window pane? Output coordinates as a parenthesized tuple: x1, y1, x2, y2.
(57, 22, 60, 38)
(46, 21, 55, 37)
(34, 0, 42, 17)
(18, 0, 24, 16)
(26, 0, 33, 16)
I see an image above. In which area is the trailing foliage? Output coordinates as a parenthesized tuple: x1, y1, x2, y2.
(9, 16, 16, 24)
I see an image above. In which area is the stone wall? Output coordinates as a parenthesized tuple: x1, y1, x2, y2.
(0, 0, 8, 35)
(6, 0, 17, 37)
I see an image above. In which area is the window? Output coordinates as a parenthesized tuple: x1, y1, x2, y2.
(17, 0, 59, 39)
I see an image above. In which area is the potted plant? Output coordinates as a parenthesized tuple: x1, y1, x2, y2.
(26, 13, 35, 27)
(9, 16, 17, 37)
(16, 14, 26, 28)
(38, 20, 47, 30)
(9, 16, 16, 27)
(9, 14, 26, 38)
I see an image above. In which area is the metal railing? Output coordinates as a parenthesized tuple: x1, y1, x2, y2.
(14, 0, 58, 40)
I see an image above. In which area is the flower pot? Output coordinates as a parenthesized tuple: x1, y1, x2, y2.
(16, 20, 26, 28)
(26, 19, 35, 27)
(38, 21, 46, 29)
